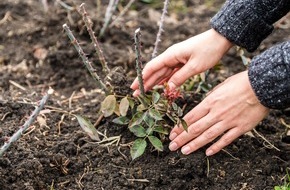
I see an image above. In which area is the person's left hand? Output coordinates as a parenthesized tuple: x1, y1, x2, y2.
(168, 71, 270, 156)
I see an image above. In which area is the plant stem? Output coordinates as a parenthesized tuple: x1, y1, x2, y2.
(109, 0, 135, 28)
(152, 0, 170, 59)
(0, 88, 54, 157)
(79, 3, 110, 75)
(99, 0, 119, 37)
(134, 28, 145, 96)
(63, 24, 110, 94)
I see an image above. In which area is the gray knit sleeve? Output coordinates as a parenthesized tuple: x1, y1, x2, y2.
(210, 0, 290, 52)
(248, 41, 290, 109)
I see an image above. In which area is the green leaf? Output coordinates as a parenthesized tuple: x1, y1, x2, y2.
(101, 95, 116, 117)
(137, 95, 150, 107)
(149, 108, 163, 121)
(177, 106, 183, 117)
(152, 91, 160, 104)
(153, 126, 169, 135)
(166, 113, 177, 123)
(119, 97, 130, 116)
(128, 98, 135, 110)
(274, 187, 281, 190)
(130, 138, 147, 160)
(129, 125, 147, 137)
(75, 115, 100, 141)
(129, 112, 144, 127)
(172, 102, 178, 111)
(137, 104, 147, 112)
(180, 118, 188, 132)
(143, 111, 155, 127)
(112, 116, 130, 125)
(148, 136, 163, 151)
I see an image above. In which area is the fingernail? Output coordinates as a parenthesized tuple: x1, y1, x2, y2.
(169, 142, 178, 151)
(133, 91, 139, 97)
(181, 146, 191, 155)
(169, 132, 177, 140)
(206, 149, 214, 156)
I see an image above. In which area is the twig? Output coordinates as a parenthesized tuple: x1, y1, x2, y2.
(109, 0, 135, 28)
(79, 3, 110, 75)
(127, 178, 150, 183)
(253, 129, 280, 151)
(63, 24, 110, 94)
(134, 28, 145, 96)
(9, 80, 26, 91)
(152, 0, 170, 59)
(99, 0, 120, 37)
(0, 88, 53, 157)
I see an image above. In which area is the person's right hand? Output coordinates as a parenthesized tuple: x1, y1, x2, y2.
(130, 29, 233, 95)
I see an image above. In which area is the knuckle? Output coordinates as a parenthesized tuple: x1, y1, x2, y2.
(204, 129, 216, 140)
(188, 126, 201, 135)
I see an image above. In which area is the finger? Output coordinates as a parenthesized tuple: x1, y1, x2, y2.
(168, 59, 202, 87)
(169, 100, 210, 140)
(132, 68, 174, 97)
(169, 111, 219, 151)
(180, 121, 230, 155)
(205, 126, 244, 156)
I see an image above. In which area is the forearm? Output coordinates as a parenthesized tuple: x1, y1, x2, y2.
(248, 41, 290, 109)
(211, 0, 290, 52)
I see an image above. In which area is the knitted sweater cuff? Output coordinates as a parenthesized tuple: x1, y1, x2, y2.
(248, 42, 290, 109)
(210, 0, 273, 52)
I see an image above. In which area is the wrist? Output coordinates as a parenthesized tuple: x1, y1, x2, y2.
(209, 28, 233, 54)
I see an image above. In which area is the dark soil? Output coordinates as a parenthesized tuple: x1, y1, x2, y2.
(0, 0, 290, 189)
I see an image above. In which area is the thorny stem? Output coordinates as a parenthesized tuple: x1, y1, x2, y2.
(63, 24, 110, 94)
(99, 0, 119, 37)
(79, 3, 110, 75)
(0, 88, 54, 157)
(152, 0, 170, 59)
(134, 28, 145, 96)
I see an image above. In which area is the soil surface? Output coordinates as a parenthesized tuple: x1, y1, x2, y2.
(0, 0, 290, 189)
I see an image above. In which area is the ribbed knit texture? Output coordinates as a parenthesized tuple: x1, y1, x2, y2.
(211, 0, 290, 52)
(210, 0, 290, 109)
(248, 42, 290, 109)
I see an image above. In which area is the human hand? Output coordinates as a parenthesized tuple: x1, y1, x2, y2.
(168, 71, 269, 156)
(130, 29, 233, 96)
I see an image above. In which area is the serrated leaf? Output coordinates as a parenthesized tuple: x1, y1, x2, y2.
(149, 109, 163, 121)
(130, 138, 147, 160)
(112, 116, 130, 125)
(129, 125, 147, 137)
(129, 112, 144, 127)
(143, 111, 155, 127)
(75, 115, 100, 141)
(119, 97, 130, 116)
(101, 95, 116, 117)
(148, 136, 163, 151)
(153, 126, 169, 135)
(152, 91, 161, 104)
(180, 118, 188, 132)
